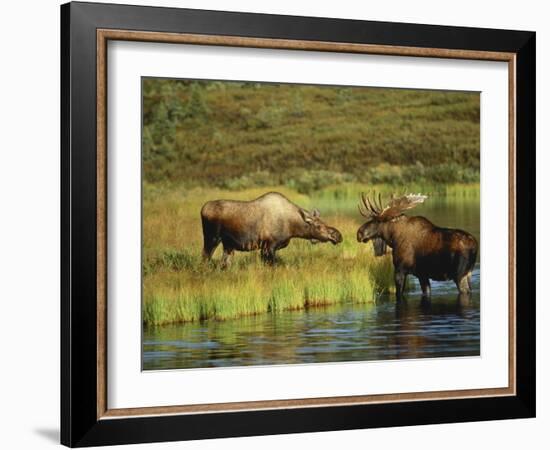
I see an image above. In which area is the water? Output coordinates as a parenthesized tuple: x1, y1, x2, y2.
(143, 195, 480, 370)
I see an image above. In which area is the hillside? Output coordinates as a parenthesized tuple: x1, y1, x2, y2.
(142, 78, 479, 192)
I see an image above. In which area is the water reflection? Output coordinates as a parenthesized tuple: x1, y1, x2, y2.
(144, 266, 480, 370)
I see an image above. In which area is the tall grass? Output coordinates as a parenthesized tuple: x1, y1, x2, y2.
(143, 253, 392, 326)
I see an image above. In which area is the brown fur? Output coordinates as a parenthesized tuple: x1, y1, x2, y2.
(201, 192, 342, 266)
(358, 213, 478, 300)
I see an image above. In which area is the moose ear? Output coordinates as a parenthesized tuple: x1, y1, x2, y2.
(311, 208, 320, 218)
(300, 208, 314, 224)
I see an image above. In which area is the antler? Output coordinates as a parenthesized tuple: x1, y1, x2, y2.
(359, 192, 427, 219)
(358, 192, 382, 218)
(379, 193, 428, 219)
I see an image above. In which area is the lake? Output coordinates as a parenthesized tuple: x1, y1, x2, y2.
(143, 194, 480, 370)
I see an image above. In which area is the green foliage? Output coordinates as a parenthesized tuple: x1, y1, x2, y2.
(364, 162, 479, 186)
(285, 169, 357, 194)
(243, 104, 286, 129)
(142, 79, 210, 175)
(142, 79, 480, 188)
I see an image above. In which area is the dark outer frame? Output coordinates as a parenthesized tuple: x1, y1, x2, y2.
(95, 29, 517, 418)
(61, 1, 535, 447)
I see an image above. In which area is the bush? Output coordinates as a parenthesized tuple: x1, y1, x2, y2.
(142, 80, 209, 167)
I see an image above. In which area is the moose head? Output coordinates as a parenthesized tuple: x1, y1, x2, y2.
(356, 192, 428, 256)
(300, 208, 343, 245)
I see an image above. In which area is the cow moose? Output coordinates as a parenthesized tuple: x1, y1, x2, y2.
(356, 193, 478, 300)
(201, 192, 343, 266)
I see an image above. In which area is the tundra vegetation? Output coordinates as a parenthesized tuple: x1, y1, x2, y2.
(142, 79, 480, 326)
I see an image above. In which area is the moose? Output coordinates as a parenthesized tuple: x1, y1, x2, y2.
(356, 193, 478, 300)
(201, 192, 343, 266)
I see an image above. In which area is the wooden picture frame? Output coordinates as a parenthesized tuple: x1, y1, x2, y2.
(61, 1, 535, 447)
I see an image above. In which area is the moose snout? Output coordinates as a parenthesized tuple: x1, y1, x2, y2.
(357, 229, 365, 243)
(330, 229, 343, 245)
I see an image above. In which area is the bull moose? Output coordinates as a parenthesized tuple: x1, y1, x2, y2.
(201, 192, 343, 266)
(356, 193, 478, 300)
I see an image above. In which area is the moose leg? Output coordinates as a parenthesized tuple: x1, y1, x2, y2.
(467, 271, 473, 291)
(260, 246, 276, 265)
(221, 247, 234, 269)
(201, 220, 220, 261)
(454, 254, 473, 294)
(457, 291, 470, 306)
(394, 271, 407, 301)
(456, 276, 470, 294)
(419, 277, 431, 298)
(202, 238, 220, 261)
(454, 265, 472, 294)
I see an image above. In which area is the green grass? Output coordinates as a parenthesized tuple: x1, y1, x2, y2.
(143, 256, 392, 326)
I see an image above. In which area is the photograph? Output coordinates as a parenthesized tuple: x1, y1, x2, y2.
(57, 1, 536, 446)
(141, 78, 481, 370)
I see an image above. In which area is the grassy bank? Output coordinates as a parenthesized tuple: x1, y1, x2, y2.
(143, 183, 478, 326)
(143, 249, 394, 326)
